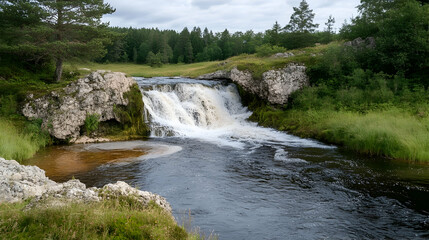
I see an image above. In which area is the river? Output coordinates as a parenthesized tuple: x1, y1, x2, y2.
(27, 77, 429, 239)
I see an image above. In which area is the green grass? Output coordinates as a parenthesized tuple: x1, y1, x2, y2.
(251, 106, 429, 162)
(68, 42, 334, 79)
(0, 117, 51, 162)
(68, 61, 223, 78)
(0, 198, 207, 240)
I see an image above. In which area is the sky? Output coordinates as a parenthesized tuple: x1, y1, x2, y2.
(102, 0, 361, 33)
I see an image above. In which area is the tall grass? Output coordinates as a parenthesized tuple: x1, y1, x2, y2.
(0, 118, 50, 162)
(251, 107, 429, 162)
(0, 199, 203, 240)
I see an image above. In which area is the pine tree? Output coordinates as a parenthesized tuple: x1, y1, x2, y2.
(325, 15, 335, 33)
(284, 0, 319, 33)
(160, 35, 173, 64)
(266, 21, 282, 46)
(0, 0, 115, 81)
(219, 29, 232, 59)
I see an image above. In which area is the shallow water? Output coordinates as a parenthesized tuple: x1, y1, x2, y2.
(27, 77, 429, 239)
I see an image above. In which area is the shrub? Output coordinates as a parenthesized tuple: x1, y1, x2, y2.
(147, 51, 163, 67)
(113, 84, 149, 136)
(255, 44, 287, 57)
(84, 113, 100, 135)
(0, 95, 18, 116)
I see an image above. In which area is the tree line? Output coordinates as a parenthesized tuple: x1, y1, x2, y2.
(100, 0, 336, 65)
(0, 0, 428, 82)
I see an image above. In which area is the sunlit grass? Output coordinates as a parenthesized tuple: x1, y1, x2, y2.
(0, 199, 206, 240)
(67, 61, 223, 78)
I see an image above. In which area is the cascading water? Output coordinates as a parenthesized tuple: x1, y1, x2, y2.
(137, 77, 331, 149)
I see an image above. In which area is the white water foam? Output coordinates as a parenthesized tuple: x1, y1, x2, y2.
(274, 148, 308, 163)
(140, 78, 334, 149)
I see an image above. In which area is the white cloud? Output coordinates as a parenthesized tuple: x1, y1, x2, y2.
(103, 0, 360, 33)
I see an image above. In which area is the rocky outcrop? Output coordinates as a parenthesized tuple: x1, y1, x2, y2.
(262, 65, 309, 104)
(197, 63, 309, 105)
(344, 37, 376, 49)
(22, 70, 135, 140)
(272, 52, 295, 58)
(0, 157, 172, 213)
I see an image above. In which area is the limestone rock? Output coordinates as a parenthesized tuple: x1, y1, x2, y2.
(272, 52, 295, 58)
(0, 158, 56, 202)
(197, 70, 230, 80)
(0, 157, 172, 213)
(262, 64, 309, 104)
(344, 37, 376, 49)
(22, 71, 136, 140)
(198, 63, 309, 105)
(102, 181, 172, 213)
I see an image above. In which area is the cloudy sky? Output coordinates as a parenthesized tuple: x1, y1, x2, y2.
(103, 0, 360, 33)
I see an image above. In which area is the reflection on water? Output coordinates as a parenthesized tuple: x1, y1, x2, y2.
(26, 146, 147, 182)
(25, 141, 182, 182)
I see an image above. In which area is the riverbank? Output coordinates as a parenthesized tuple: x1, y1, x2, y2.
(249, 106, 429, 162)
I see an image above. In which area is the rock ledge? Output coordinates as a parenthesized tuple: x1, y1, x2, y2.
(0, 157, 172, 213)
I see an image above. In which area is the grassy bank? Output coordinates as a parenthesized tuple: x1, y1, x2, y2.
(250, 103, 429, 162)
(0, 198, 206, 240)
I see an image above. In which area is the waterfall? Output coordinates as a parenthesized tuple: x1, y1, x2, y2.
(137, 77, 331, 149)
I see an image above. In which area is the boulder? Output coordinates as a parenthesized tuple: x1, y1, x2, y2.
(262, 64, 309, 104)
(22, 71, 136, 140)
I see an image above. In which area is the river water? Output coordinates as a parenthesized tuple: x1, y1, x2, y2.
(28, 77, 429, 239)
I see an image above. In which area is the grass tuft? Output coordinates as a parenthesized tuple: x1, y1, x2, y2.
(0, 198, 198, 240)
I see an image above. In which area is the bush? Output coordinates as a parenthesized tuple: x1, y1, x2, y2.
(255, 44, 287, 57)
(113, 84, 149, 136)
(146, 51, 163, 67)
(84, 113, 100, 135)
(0, 95, 18, 116)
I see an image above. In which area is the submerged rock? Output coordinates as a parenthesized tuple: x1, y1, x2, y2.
(198, 63, 309, 105)
(0, 157, 172, 213)
(22, 70, 136, 140)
